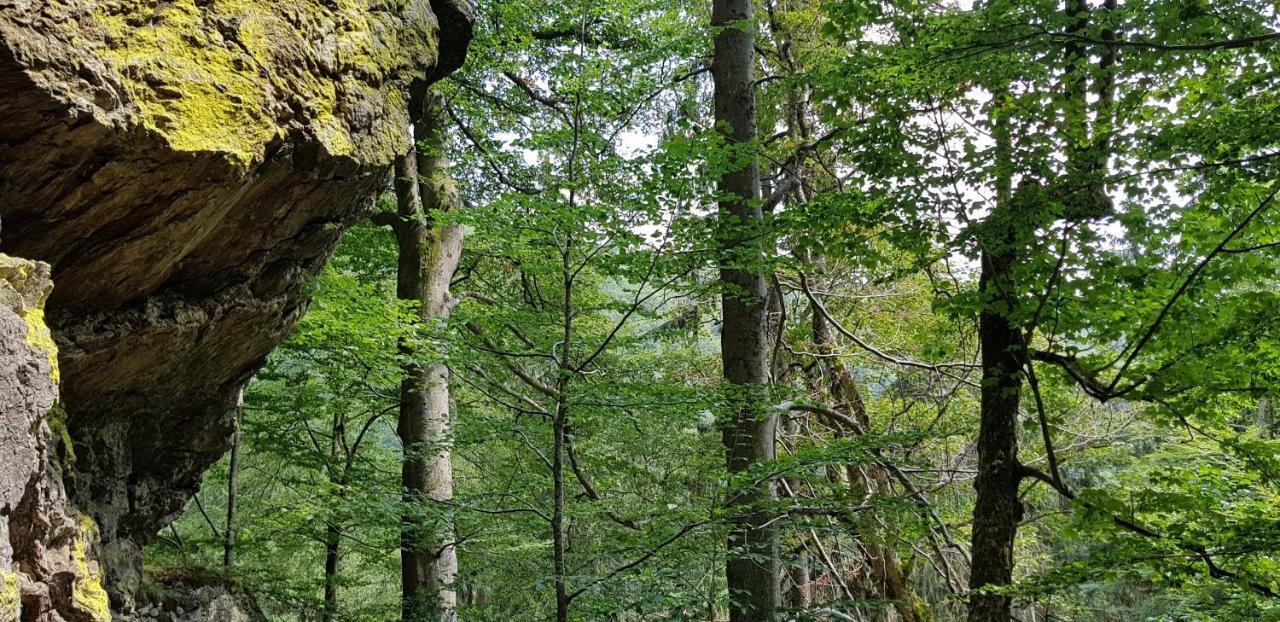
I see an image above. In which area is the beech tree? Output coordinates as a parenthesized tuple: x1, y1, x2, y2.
(711, 0, 783, 619)
(374, 90, 466, 622)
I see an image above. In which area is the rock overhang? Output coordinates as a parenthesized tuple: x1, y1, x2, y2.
(0, 0, 473, 615)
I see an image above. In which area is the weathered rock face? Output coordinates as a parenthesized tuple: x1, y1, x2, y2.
(0, 0, 472, 617)
(1, 255, 112, 622)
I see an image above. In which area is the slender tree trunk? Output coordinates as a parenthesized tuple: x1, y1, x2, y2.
(780, 412, 811, 611)
(713, 0, 780, 619)
(552, 131, 578, 620)
(324, 412, 348, 622)
(391, 91, 465, 622)
(966, 106, 1024, 622)
(552, 278, 572, 622)
(552, 398, 569, 622)
(223, 387, 242, 568)
(550, 378, 570, 622)
(323, 520, 341, 622)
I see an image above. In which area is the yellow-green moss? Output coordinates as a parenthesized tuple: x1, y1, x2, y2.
(94, 1, 280, 167)
(72, 516, 111, 622)
(49, 402, 77, 471)
(76, 514, 101, 542)
(87, 0, 441, 166)
(23, 304, 59, 385)
(0, 567, 19, 622)
(0, 253, 34, 292)
(0, 254, 59, 384)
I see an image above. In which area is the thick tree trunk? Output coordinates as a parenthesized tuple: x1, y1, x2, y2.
(966, 2, 1121, 616)
(395, 126, 431, 622)
(966, 238, 1023, 622)
(392, 91, 465, 622)
(966, 112, 1024, 622)
(712, 0, 780, 619)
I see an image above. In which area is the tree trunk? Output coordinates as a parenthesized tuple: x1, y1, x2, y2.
(223, 387, 242, 568)
(392, 91, 465, 622)
(966, 110, 1024, 622)
(965, 2, 1116, 614)
(324, 411, 348, 622)
(712, 0, 780, 619)
(323, 521, 341, 622)
(552, 399, 569, 622)
(784, 540, 811, 610)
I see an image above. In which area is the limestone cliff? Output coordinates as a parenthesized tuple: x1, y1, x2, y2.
(0, 0, 472, 617)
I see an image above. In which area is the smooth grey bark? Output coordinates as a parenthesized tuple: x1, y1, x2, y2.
(388, 91, 465, 622)
(712, 0, 780, 619)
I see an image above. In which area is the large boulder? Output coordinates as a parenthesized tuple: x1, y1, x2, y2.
(0, 0, 472, 616)
(134, 568, 267, 622)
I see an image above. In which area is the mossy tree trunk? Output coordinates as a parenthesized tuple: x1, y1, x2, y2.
(382, 91, 465, 622)
(965, 93, 1025, 622)
(805, 276, 931, 622)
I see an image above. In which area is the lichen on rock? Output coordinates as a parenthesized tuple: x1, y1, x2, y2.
(72, 517, 113, 622)
(83, 0, 445, 166)
(0, 253, 57, 388)
(0, 254, 61, 384)
(0, 568, 19, 622)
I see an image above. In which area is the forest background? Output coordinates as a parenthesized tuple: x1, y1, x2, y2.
(145, 1, 1280, 621)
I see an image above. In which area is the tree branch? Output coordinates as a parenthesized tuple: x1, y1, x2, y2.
(465, 321, 558, 398)
(1107, 183, 1280, 393)
(564, 520, 710, 603)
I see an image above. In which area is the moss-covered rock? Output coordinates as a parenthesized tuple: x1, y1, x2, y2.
(72, 515, 113, 622)
(0, 255, 60, 384)
(0, 0, 472, 616)
(0, 568, 18, 622)
(3, 0, 461, 168)
(135, 567, 267, 622)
